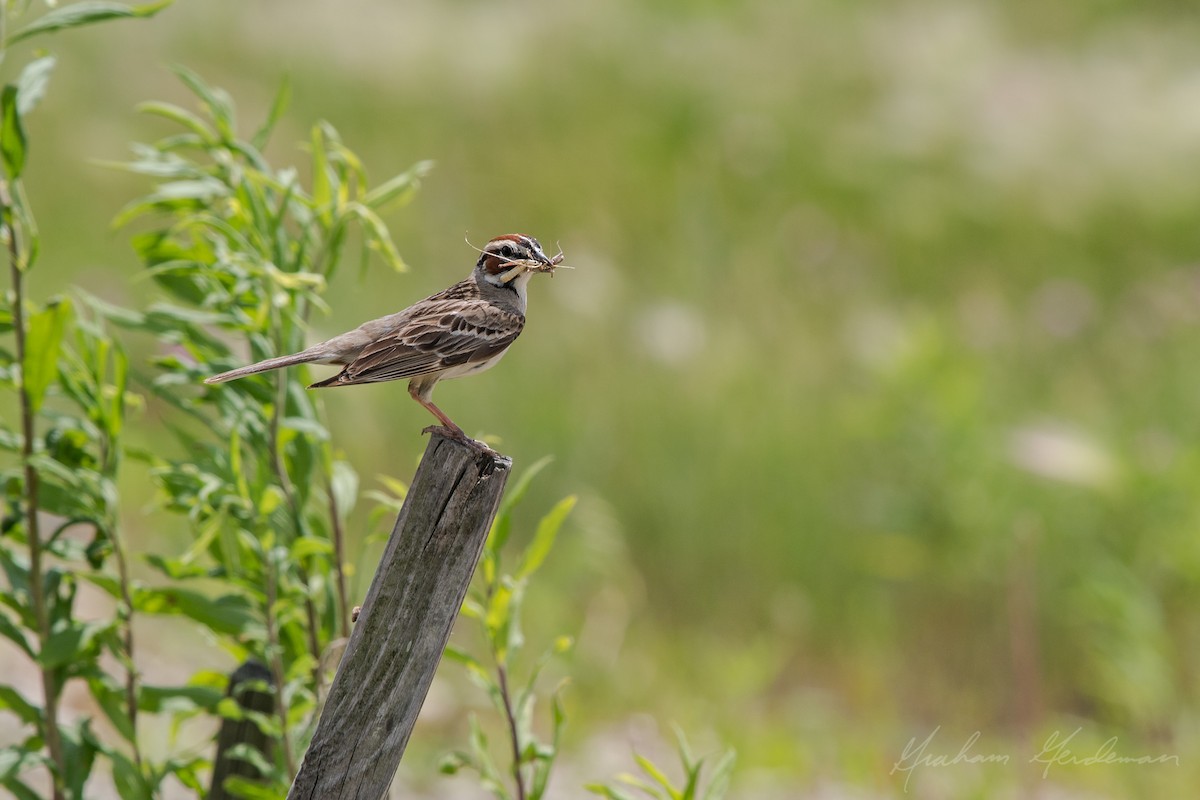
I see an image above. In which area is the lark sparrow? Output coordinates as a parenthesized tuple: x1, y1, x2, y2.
(205, 234, 561, 447)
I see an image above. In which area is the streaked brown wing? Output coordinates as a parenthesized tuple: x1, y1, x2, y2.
(315, 301, 524, 387)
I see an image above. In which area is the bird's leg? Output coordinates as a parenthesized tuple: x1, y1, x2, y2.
(419, 402, 470, 443)
(409, 381, 493, 452)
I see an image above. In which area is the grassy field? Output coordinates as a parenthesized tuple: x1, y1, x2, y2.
(11, 0, 1200, 796)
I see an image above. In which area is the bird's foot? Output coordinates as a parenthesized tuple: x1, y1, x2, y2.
(422, 424, 503, 458)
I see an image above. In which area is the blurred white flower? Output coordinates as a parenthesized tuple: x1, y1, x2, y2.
(868, 5, 1200, 206)
(1008, 422, 1119, 488)
(548, 245, 619, 318)
(843, 307, 913, 371)
(633, 301, 707, 365)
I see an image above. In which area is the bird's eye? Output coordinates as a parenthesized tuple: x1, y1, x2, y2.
(499, 245, 515, 259)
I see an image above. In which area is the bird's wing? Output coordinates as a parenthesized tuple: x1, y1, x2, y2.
(312, 299, 524, 387)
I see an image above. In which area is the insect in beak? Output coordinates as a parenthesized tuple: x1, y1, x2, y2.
(530, 246, 566, 276)
(498, 262, 530, 283)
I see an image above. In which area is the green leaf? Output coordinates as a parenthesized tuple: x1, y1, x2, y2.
(0, 747, 46, 800)
(376, 474, 408, 500)
(0, 684, 40, 726)
(517, 495, 576, 580)
(15, 56, 56, 116)
(170, 63, 236, 140)
(634, 754, 679, 796)
(142, 553, 210, 580)
(0, 614, 33, 657)
(265, 264, 325, 291)
(142, 301, 231, 328)
(280, 416, 329, 440)
(330, 460, 358, 521)
(79, 293, 146, 329)
(310, 124, 333, 221)
(289, 537, 332, 560)
(7, 1, 175, 45)
(490, 455, 553, 553)
(252, 75, 291, 151)
(585, 785, 641, 800)
(134, 587, 257, 636)
(109, 748, 152, 800)
(0, 427, 20, 451)
(39, 620, 108, 668)
(438, 751, 475, 775)
(112, 178, 229, 226)
(485, 581, 516, 664)
(160, 754, 206, 793)
(0, 550, 31, 612)
(0, 778, 42, 800)
(362, 159, 433, 210)
(1, 85, 27, 179)
(443, 645, 495, 690)
(135, 101, 215, 142)
(226, 742, 275, 777)
(671, 723, 696, 771)
(502, 457, 556, 512)
(699, 750, 736, 800)
(618, 771, 671, 799)
(341, 202, 405, 271)
(60, 718, 102, 798)
(21, 298, 71, 412)
(85, 671, 135, 742)
(219, 775, 279, 800)
(138, 683, 223, 714)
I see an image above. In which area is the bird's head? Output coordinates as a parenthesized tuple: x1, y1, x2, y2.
(475, 234, 562, 288)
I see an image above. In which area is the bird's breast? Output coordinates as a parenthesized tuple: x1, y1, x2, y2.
(441, 350, 509, 380)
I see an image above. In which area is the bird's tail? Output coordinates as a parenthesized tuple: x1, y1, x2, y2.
(204, 349, 328, 384)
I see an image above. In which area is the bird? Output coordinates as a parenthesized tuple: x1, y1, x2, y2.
(205, 233, 562, 448)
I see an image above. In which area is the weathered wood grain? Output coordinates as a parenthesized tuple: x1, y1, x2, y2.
(286, 432, 511, 800)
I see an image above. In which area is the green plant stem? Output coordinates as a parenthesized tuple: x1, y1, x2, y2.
(325, 476, 351, 639)
(97, 426, 145, 774)
(293, 279, 350, 641)
(263, 559, 298, 779)
(110, 524, 143, 772)
(268, 371, 325, 697)
(5, 188, 68, 800)
(495, 657, 526, 800)
(297, 289, 351, 642)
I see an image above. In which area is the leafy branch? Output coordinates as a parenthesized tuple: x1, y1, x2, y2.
(91, 66, 431, 792)
(586, 726, 735, 800)
(438, 462, 737, 800)
(441, 457, 576, 800)
(1, 4, 172, 795)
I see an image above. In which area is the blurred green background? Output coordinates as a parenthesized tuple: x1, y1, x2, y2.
(17, 0, 1200, 796)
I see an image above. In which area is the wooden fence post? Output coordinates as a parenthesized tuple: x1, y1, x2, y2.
(286, 431, 511, 799)
(209, 659, 274, 800)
